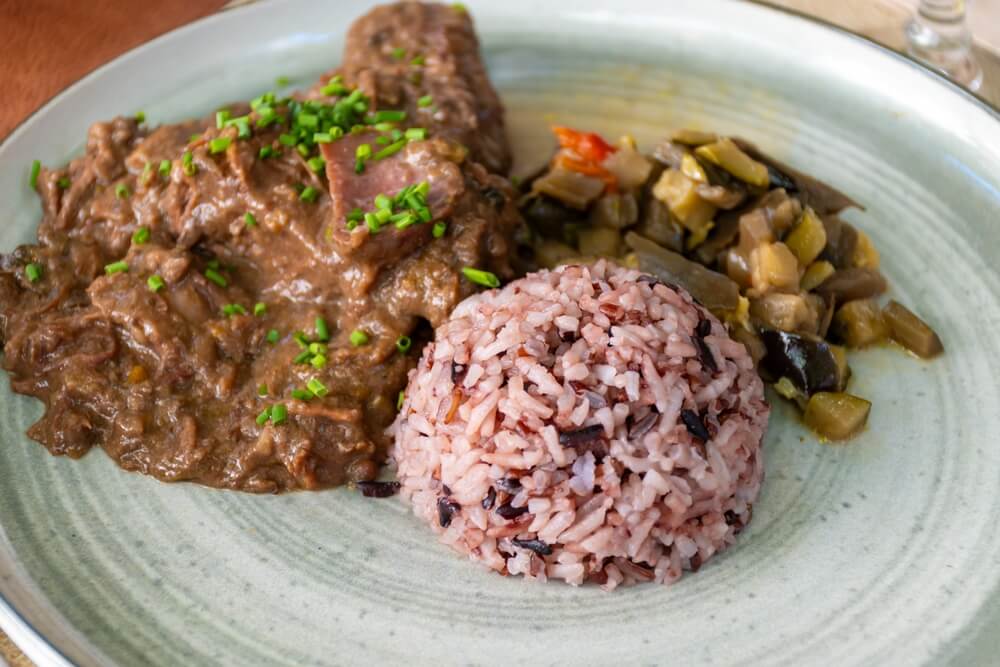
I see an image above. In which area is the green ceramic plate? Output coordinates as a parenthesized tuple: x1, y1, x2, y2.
(2, 1, 999, 664)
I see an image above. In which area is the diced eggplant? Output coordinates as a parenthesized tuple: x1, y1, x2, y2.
(603, 147, 653, 190)
(652, 169, 717, 232)
(695, 183, 746, 209)
(750, 293, 814, 332)
(693, 213, 741, 266)
(819, 216, 859, 268)
(803, 392, 871, 441)
(732, 138, 861, 215)
(532, 166, 605, 210)
(801, 260, 835, 291)
(589, 192, 638, 229)
(882, 300, 943, 358)
(625, 232, 741, 315)
(759, 329, 844, 395)
(670, 129, 718, 146)
(651, 141, 687, 169)
(815, 267, 887, 303)
(784, 207, 827, 266)
(578, 227, 622, 257)
(694, 138, 770, 188)
(832, 298, 888, 348)
(522, 195, 582, 238)
(750, 242, 800, 294)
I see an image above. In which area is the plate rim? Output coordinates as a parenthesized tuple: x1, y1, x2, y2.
(1, 0, 998, 664)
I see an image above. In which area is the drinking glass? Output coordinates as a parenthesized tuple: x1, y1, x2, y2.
(905, 0, 983, 91)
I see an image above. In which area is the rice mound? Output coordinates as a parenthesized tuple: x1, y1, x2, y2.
(391, 261, 768, 589)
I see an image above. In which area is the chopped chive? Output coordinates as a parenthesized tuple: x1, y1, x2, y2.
(299, 186, 319, 203)
(135, 111, 146, 123)
(115, 183, 131, 199)
(315, 317, 330, 342)
(159, 159, 171, 178)
(216, 110, 231, 128)
(356, 143, 372, 159)
(374, 193, 392, 210)
(391, 47, 406, 60)
(266, 329, 280, 344)
(254, 302, 267, 316)
(270, 404, 287, 425)
(223, 303, 248, 317)
(291, 388, 314, 401)
(313, 132, 333, 143)
(373, 122, 396, 132)
(432, 221, 447, 238)
(209, 137, 232, 154)
(189, 133, 201, 143)
(132, 227, 150, 245)
(390, 128, 404, 141)
(147, 275, 165, 292)
(373, 110, 407, 123)
(256, 407, 271, 426)
(207, 259, 221, 270)
(393, 213, 417, 230)
(347, 207, 364, 222)
(405, 128, 427, 141)
(346, 219, 359, 231)
(29, 160, 40, 189)
(308, 342, 325, 355)
(349, 329, 370, 346)
(320, 81, 347, 97)
(307, 156, 326, 172)
(182, 151, 196, 176)
(396, 335, 412, 354)
(57, 176, 71, 189)
(410, 55, 425, 66)
(25, 263, 42, 283)
(310, 354, 327, 369)
(140, 162, 153, 185)
(293, 349, 312, 364)
(374, 140, 406, 160)
(462, 267, 500, 288)
(258, 383, 268, 397)
(414, 181, 430, 197)
(307, 378, 329, 397)
(245, 212, 257, 227)
(204, 268, 228, 287)
(104, 261, 129, 275)
(364, 213, 380, 233)
(418, 95, 433, 108)
(226, 116, 252, 139)
(276, 75, 290, 87)
(293, 331, 309, 348)
(279, 133, 297, 146)
(375, 136, 391, 145)
(374, 208, 391, 224)
(416, 206, 432, 222)
(298, 113, 318, 128)
(259, 146, 275, 159)
(397, 391, 405, 410)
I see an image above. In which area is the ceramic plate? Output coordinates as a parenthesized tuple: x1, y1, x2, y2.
(2, 1, 1000, 664)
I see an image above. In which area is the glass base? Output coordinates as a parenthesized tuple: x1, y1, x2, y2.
(905, 17, 983, 92)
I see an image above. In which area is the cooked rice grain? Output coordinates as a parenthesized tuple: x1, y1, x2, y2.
(391, 261, 768, 589)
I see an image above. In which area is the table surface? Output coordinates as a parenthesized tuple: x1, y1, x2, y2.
(2, 0, 998, 664)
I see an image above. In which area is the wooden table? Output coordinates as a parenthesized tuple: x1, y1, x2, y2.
(2, 1, 998, 664)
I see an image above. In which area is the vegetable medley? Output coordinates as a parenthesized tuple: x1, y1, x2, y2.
(518, 126, 943, 441)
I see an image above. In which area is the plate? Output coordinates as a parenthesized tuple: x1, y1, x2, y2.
(2, 1, 1000, 665)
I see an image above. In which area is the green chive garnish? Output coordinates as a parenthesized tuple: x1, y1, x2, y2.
(410, 55, 425, 66)
(293, 349, 312, 364)
(307, 378, 329, 397)
(25, 263, 42, 283)
(135, 111, 146, 123)
(56, 176, 70, 189)
(432, 221, 447, 238)
(391, 47, 406, 60)
(158, 159, 171, 178)
(299, 186, 319, 203)
(310, 354, 327, 369)
(266, 329, 280, 344)
(104, 261, 129, 275)
(315, 317, 330, 342)
(313, 132, 333, 143)
(374, 140, 405, 160)
(216, 110, 231, 128)
(307, 156, 326, 172)
(279, 133, 297, 146)
(397, 391, 405, 410)
(418, 95, 433, 108)
(259, 146, 275, 159)
(405, 128, 427, 141)
(115, 184, 130, 199)
(245, 212, 257, 227)
(29, 160, 41, 189)
(256, 407, 271, 426)
(182, 151, 196, 176)
(293, 331, 309, 349)
(209, 137, 232, 154)
(349, 329, 370, 346)
(132, 227, 150, 245)
(270, 403, 287, 425)
(254, 302, 267, 316)
(291, 388, 313, 401)
(374, 110, 407, 123)
(222, 304, 247, 317)
(396, 335, 412, 354)
(258, 384, 268, 397)
(147, 275, 165, 292)
(276, 75, 290, 87)
(204, 268, 228, 287)
(462, 267, 500, 288)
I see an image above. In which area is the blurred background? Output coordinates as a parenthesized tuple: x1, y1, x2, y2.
(1, 0, 999, 140)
